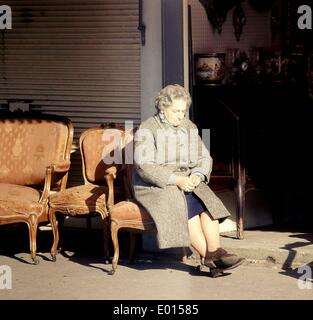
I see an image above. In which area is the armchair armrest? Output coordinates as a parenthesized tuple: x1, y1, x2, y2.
(104, 166, 117, 208)
(51, 159, 71, 173)
(105, 166, 117, 179)
(38, 160, 71, 204)
(39, 166, 53, 204)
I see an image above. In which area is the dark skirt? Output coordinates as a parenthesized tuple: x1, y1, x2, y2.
(184, 192, 207, 219)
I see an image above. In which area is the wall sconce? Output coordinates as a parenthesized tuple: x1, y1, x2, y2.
(233, 4, 246, 41)
(199, 0, 242, 34)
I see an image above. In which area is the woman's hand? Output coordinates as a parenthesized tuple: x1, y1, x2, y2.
(190, 174, 202, 188)
(175, 176, 196, 192)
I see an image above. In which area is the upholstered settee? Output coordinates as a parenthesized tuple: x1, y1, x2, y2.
(0, 111, 73, 264)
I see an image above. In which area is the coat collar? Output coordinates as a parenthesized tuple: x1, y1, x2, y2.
(154, 113, 189, 133)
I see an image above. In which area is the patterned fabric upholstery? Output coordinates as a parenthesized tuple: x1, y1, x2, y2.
(0, 199, 44, 217)
(81, 128, 124, 184)
(0, 183, 42, 217)
(0, 113, 73, 264)
(49, 126, 125, 261)
(0, 183, 41, 202)
(0, 119, 68, 186)
(49, 184, 108, 218)
(110, 200, 151, 221)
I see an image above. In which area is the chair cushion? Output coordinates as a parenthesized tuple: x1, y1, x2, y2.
(110, 200, 153, 222)
(49, 184, 108, 218)
(0, 183, 43, 217)
(0, 183, 41, 202)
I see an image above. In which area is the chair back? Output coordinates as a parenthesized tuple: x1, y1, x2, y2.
(0, 112, 73, 189)
(80, 127, 125, 185)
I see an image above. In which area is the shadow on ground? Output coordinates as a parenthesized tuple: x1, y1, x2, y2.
(278, 232, 313, 283)
(0, 224, 234, 278)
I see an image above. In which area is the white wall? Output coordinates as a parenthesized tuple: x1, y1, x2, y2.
(140, 0, 163, 121)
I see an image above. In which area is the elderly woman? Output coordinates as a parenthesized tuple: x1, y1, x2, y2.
(132, 84, 244, 274)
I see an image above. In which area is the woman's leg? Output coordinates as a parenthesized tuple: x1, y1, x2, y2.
(188, 212, 221, 257)
(188, 215, 207, 258)
(189, 212, 243, 270)
(200, 211, 221, 252)
(200, 211, 244, 269)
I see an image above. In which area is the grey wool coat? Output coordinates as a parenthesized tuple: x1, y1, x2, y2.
(132, 115, 230, 249)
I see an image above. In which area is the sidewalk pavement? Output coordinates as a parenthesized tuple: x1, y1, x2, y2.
(221, 227, 313, 268)
(146, 227, 313, 268)
(0, 226, 312, 300)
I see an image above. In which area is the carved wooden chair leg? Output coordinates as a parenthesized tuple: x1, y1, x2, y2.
(103, 218, 110, 264)
(129, 232, 136, 263)
(56, 213, 65, 253)
(28, 215, 39, 265)
(109, 221, 119, 275)
(49, 208, 59, 261)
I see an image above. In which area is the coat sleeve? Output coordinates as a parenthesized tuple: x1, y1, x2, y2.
(134, 127, 176, 188)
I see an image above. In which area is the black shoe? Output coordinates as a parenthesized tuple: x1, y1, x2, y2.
(203, 248, 245, 271)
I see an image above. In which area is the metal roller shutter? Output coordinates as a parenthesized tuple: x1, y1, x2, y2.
(0, 0, 141, 185)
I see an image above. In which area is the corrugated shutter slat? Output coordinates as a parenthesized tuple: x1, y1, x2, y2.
(0, 0, 141, 186)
